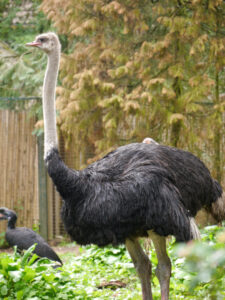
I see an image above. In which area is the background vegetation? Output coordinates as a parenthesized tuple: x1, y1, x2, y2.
(0, 0, 49, 98)
(0, 225, 224, 299)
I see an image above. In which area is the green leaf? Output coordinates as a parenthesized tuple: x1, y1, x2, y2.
(21, 244, 37, 268)
(9, 270, 22, 282)
(23, 266, 36, 282)
(1, 285, 8, 296)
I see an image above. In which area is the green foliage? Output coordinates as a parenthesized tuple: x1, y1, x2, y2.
(0, 225, 224, 299)
(0, 244, 138, 300)
(64, 245, 140, 299)
(0, 0, 50, 112)
(0, 0, 50, 48)
(0, 245, 75, 299)
(172, 225, 225, 299)
(0, 49, 45, 109)
(0, 232, 7, 248)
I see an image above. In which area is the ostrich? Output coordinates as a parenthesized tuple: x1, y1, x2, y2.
(142, 137, 159, 145)
(26, 33, 225, 300)
(0, 207, 62, 265)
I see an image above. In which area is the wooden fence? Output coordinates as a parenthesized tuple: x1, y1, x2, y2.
(0, 109, 68, 241)
(0, 109, 79, 242)
(0, 110, 39, 234)
(0, 109, 83, 242)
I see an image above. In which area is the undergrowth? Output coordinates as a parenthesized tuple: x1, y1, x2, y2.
(0, 225, 224, 299)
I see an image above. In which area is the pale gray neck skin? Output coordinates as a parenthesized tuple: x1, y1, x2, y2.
(43, 47, 60, 159)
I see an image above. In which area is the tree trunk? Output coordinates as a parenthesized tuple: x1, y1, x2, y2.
(213, 71, 222, 182)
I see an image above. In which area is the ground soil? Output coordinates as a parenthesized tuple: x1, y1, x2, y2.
(0, 244, 80, 255)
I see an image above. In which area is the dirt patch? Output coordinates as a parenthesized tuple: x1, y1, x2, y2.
(0, 244, 80, 256)
(52, 245, 80, 256)
(0, 247, 13, 254)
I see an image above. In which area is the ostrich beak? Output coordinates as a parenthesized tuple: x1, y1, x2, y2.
(26, 41, 41, 47)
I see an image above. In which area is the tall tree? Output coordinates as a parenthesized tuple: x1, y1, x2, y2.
(41, 0, 225, 182)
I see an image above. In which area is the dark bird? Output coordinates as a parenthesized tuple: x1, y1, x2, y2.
(0, 207, 62, 266)
(26, 33, 225, 300)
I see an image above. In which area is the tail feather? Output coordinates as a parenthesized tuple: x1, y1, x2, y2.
(212, 179, 223, 202)
(211, 192, 225, 222)
(207, 180, 225, 222)
(189, 217, 201, 240)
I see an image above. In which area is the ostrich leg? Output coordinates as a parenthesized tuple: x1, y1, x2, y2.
(149, 232, 171, 300)
(125, 238, 152, 300)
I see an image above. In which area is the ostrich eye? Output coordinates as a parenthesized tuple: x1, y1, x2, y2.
(39, 38, 47, 43)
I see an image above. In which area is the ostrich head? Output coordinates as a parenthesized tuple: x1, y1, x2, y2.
(26, 32, 60, 54)
(142, 137, 159, 145)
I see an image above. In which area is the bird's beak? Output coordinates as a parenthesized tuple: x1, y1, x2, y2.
(0, 213, 5, 220)
(26, 41, 41, 47)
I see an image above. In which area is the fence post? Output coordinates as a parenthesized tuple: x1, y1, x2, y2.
(37, 134, 48, 240)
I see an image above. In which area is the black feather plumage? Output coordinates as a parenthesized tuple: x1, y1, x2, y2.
(45, 143, 222, 246)
(0, 208, 62, 265)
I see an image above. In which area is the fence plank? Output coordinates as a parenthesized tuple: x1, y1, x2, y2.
(37, 135, 48, 240)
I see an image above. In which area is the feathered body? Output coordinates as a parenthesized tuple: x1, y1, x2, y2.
(0, 208, 62, 265)
(46, 143, 222, 246)
(6, 227, 62, 264)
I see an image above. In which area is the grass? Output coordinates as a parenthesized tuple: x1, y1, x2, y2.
(0, 224, 224, 299)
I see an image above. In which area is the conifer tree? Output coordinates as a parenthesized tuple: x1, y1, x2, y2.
(41, 0, 224, 181)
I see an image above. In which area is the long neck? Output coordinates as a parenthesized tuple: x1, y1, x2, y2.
(43, 49, 60, 159)
(8, 215, 17, 229)
(43, 46, 81, 198)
